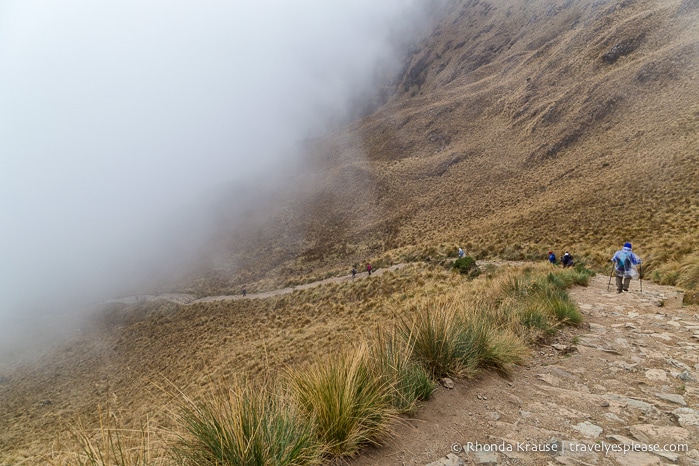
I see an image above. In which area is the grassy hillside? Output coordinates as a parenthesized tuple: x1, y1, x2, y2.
(191, 0, 698, 296)
(1, 0, 698, 462)
(1, 262, 594, 464)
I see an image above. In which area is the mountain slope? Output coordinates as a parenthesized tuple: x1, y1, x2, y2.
(1, 0, 698, 462)
(205, 1, 699, 290)
(358, 0, 699, 253)
(187, 0, 698, 296)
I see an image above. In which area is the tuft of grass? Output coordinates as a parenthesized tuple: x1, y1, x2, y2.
(548, 293, 583, 325)
(677, 254, 699, 290)
(398, 302, 478, 379)
(469, 264, 586, 342)
(462, 318, 528, 376)
(367, 329, 436, 415)
(520, 307, 557, 336)
(288, 345, 395, 459)
(173, 381, 323, 466)
(62, 408, 166, 466)
(525, 276, 583, 328)
(398, 295, 529, 380)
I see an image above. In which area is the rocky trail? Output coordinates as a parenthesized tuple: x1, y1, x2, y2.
(351, 274, 699, 466)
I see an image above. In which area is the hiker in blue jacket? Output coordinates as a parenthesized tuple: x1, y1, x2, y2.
(611, 242, 642, 293)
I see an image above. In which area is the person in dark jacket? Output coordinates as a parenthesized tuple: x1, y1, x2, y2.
(561, 251, 574, 268)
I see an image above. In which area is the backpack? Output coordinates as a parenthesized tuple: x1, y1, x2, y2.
(616, 251, 632, 272)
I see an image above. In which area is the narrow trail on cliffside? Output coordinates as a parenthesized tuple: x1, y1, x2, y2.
(99, 263, 411, 306)
(101, 261, 526, 306)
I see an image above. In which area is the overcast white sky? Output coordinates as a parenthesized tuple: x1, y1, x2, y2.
(0, 0, 430, 354)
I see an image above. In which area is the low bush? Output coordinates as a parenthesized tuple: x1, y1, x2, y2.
(452, 256, 481, 279)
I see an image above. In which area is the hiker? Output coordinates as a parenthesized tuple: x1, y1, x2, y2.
(458, 247, 465, 258)
(561, 251, 574, 268)
(366, 263, 372, 276)
(242, 286, 247, 297)
(548, 251, 556, 265)
(351, 267, 357, 279)
(611, 242, 642, 293)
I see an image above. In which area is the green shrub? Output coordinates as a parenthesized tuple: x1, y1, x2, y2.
(452, 256, 481, 279)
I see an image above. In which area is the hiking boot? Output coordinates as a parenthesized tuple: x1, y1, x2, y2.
(623, 288, 629, 292)
(617, 290, 623, 293)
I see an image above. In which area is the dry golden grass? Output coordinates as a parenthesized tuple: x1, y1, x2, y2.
(0, 264, 451, 462)
(181, 0, 698, 297)
(3, 0, 699, 461)
(2, 262, 587, 463)
(288, 344, 396, 459)
(172, 380, 323, 466)
(48, 407, 170, 466)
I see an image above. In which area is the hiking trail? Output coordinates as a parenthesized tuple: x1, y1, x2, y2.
(100, 264, 699, 465)
(350, 274, 699, 466)
(99, 263, 409, 306)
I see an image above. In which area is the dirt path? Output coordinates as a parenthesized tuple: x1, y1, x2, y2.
(98, 263, 410, 306)
(100, 261, 523, 306)
(351, 275, 699, 466)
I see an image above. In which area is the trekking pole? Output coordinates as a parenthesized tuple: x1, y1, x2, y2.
(607, 262, 614, 292)
(639, 263, 643, 293)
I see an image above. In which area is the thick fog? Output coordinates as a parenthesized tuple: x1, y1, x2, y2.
(0, 0, 434, 357)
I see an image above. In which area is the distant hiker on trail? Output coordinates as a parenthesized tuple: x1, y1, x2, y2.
(458, 247, 465, 258)
(548, 251, 556, 265)
(561, 251, 574, 268)
(611, 242, 642, 293)
(351, 267, 357, 279)
(242, 286, 247, 297)
(366, 263, 373, 276)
